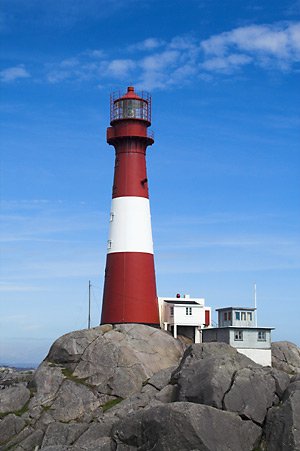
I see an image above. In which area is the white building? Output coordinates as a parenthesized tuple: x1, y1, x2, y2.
(202, 307, 274, 366)
(158, 295, 211, 343)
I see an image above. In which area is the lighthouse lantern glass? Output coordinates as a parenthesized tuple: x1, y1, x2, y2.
(114, 99, 148, 121)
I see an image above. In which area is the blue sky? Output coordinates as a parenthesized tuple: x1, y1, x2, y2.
(1, 0, 300, 366)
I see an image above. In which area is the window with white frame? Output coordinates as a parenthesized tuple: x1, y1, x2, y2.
(234, 330, 243, 341)
(247, 312, 252, 321)
(241, 312, 246, 320)
(186, 307, 192, 315)
(258, 331, 266, 341)
(235, 311, 240, 320)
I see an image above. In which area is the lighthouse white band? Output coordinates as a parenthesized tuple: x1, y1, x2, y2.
(107, 196, 154, 254)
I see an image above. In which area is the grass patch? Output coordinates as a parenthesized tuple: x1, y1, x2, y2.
(29, 387, 37, 394)
(101, 398, 123, 412)
(142, 379, 149, 386)
(0, 400, 30, 420)
(61, 368, 95, 389)
(41, 405, 52, 412)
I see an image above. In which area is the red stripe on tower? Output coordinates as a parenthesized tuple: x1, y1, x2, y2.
(101, 87, 159, 326)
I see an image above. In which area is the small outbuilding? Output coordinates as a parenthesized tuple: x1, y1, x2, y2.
(158, 295, 211, 343)
(202, 306, 274, 366)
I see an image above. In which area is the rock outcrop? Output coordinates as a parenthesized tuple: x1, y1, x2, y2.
(0, 326, 299, 451)
(272, 340, 300, 374)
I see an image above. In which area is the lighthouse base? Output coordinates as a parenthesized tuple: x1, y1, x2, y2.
(101, 252, 159, 325)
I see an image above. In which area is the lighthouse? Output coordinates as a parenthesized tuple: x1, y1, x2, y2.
(101, 87, 160, 326)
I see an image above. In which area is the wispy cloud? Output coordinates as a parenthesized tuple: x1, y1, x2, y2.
(201, 22, 300, 71)
(0, 282, 43, 292)
(0, 64, 30, 82)
(5, 21, 299, 89)
(129, 37, 166, 51)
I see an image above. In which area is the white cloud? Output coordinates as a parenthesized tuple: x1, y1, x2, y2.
(60, 57, 80, 68)
(106, 59, 136, 78)
(201, 22, 300, 71)
(129, 38, 165, 51)
(87, 49, 105, 58)
(15, 21, 299, 89)
(0, 65, 30, 82)
(201, 54, 252, 73)
(0, 282, 42, 292)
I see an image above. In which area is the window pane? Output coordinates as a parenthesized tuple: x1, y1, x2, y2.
(235, 312, 240, 320)
(234, 330, 243, 340)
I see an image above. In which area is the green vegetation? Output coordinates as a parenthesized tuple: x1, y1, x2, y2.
(61, 368, 95, 389)
(101, 398, 123, 412)
(41, 405, 52, 412)
(0, 400, 30, 420)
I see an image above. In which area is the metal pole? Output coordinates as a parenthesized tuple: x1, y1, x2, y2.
(88, 280, 91, 329)
(254, 283, 257, 327)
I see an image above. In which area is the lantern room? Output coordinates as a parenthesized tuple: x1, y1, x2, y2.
(110, 87, 151, 124)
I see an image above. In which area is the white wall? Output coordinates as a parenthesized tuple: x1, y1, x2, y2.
(237, 348, 272, 367)
(174, 305, 205, 326)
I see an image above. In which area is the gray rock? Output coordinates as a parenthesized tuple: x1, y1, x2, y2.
(177, 352, 257, 409)
(42, 422, 88, 447)
(112, 402, 262, 451)
(12, 429, 44, 451)
(265, 380, 300, 450)
(223, 367, 290, 424)
(40, 447, 70, 451)
(173, 342, 248, 376)
(146, 366, 176, 390)
(153, 384, 176, 403)
(41, 437, 114, 450)
(29, 361, 65, 408)
(73, 422, 115, 447)
(72, 324, 185, 398)
(34, 410, 55, 432)
(46, 327, 107, 370)
(0, 414, 25, 446)
(272, 341, 300, 374)
(0, 425, 34, 450)
(49, 379, 103, 422)
(0, 385, 30, 414)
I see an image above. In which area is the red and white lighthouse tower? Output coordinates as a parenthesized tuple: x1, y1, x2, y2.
(101, 87, 160, 326)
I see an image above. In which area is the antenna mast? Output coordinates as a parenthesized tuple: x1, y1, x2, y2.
(88, 280, 91, 329)
(254, 283, 257, 327)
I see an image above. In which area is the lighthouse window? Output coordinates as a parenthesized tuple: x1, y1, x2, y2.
(258, 331, 266, 341)
(110, 212, 115, 222)
(107, 240, 112, 249)
(186, 307, 192, 316)
(234, 330, 243, 341)
(170, 307, 174, 316)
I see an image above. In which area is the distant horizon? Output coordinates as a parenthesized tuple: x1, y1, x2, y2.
(1, 363, 38, 370)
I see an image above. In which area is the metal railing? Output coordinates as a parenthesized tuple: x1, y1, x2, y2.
(110, 90, 151, 123)
(147, 129, 154, 140)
